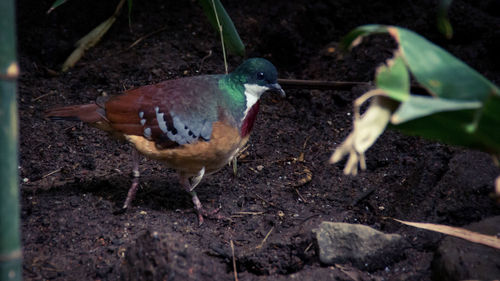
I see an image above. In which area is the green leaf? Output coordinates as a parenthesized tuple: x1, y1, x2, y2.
(392, 95, 481, 124)
(343, 24, 500, 101)
(375, 55, 410, 101)
(47, 0, 68, 14)
(340, 24, 387, 51)
(127, 0, 133, 29)
(437, 0, 453, 39)
(338, 24, 500, 154)
(395, 27, 499, 101)
(389, 25, 500, 152)
(391, 104, 499, 153)
(198, 0, 245, 57)
(436, 15, 453, 40)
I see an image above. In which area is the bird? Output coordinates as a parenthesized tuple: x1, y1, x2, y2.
(45, 58, 285, 225)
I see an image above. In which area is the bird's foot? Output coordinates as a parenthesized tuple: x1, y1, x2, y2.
(195, 205, 225, 226)
(191, 191, 227, 226)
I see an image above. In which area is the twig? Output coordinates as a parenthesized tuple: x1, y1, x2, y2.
(233, 211, 264, 216)
(230, 240, 238, 281)
(302, 136, 311, 150)
(238, 156, 297, 164)
(42, 168, 61, 179)
(304, 242, 313, 253)
(127, 26, 169, 50)
(255, 226, 274, 249)
(64, 124, 77, 132)
(248, 167, 259, 174)
(277, 78, 425, 92)
(294, 188, 308, 203)
(32, 91, 56, 102)
(278, 79, 370, 90)
(198, 50, 213, 73)
(254, 193, 276, 207)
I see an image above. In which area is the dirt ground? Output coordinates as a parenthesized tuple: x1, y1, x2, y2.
(17, 0, 500, 280)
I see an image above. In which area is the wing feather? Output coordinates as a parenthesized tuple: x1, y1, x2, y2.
(104, 75, 222, 147)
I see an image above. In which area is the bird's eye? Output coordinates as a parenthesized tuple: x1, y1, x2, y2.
(256, 72, 265, 80)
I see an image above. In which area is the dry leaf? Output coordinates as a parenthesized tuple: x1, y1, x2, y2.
(392, 218, 500, 250)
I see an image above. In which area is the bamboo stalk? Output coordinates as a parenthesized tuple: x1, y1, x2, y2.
(0, 0, 22, 280)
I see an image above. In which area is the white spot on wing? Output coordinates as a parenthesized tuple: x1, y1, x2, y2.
(166, 115, 197, 144)
(139, 111, 144, 119)
(144, 127, 151, 138)
(155, 106, 168, 133)
(140, 119, 146, 126)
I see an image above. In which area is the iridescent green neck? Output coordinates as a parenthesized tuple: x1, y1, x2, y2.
(218, 74, 246, 110)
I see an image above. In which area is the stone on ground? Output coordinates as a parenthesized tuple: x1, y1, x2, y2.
(432, 216, 500, 281)
(313, 221, 408, 271)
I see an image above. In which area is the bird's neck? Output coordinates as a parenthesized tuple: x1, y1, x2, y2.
(240, 101, 260, 137)
(218, 75, 264, 136)
(218, 75, 247, 118)
(218, 75, 246, 107)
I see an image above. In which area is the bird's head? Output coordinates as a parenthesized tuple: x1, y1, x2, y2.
(231, 58, 285, 98)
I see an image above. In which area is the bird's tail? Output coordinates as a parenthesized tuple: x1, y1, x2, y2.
(45, 103, 106, 124)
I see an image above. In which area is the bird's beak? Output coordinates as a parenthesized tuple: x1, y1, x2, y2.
(270, 83, 286, 97)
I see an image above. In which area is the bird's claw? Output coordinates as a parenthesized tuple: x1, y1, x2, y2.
(196, 206, 225, 226)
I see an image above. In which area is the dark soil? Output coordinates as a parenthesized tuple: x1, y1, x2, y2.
(18, 0, 500, 280)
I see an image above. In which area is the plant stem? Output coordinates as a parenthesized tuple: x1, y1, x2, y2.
(0, 0, 22, 280)
(211, 0, 228, 74)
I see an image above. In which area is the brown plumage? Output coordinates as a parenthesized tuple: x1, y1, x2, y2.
(45, 58, 284, 225)
(45, 97, 242, 225)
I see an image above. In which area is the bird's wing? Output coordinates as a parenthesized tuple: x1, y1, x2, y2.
(105, 76, 221, 148)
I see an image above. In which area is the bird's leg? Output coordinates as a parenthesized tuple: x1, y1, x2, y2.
(189, 166, 205, 192)
(179, 172, 223, 225)
(232, 157, 238, 176)
(122, 149, 140, 210)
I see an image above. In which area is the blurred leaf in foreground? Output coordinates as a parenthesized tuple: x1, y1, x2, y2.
(331, 25, 500, 174)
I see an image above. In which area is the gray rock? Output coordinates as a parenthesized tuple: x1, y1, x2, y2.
(432, 216, 500, 281)
(313, 221, 409, 271)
